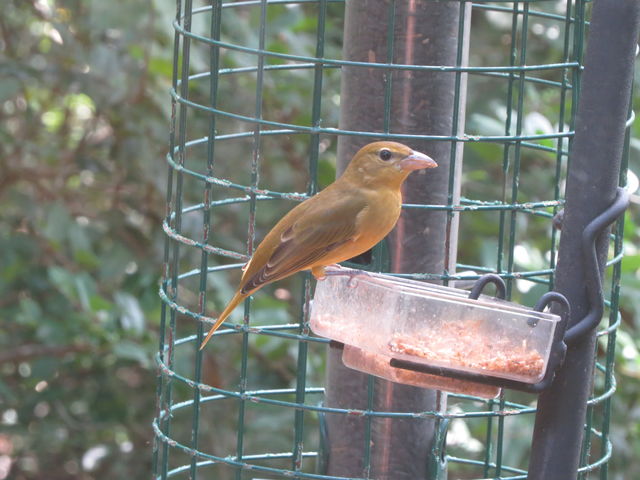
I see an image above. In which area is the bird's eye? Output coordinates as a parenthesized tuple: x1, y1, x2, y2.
(379, 148, 392, 161)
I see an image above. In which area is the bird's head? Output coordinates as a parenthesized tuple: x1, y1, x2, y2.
(343, 141, 437, 188)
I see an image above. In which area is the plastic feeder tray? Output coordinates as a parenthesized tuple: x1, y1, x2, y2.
(310, 267, 566, 395)
(341, 344, 502, 398)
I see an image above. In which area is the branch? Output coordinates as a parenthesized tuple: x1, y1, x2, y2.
(0, 343, 92, 364)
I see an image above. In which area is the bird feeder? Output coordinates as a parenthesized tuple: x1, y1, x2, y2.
(310, 267, 570, 398)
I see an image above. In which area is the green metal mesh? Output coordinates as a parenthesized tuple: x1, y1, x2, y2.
(153, 1, 627, 478)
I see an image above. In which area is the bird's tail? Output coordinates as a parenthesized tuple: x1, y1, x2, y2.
(199, 291, 246, 350)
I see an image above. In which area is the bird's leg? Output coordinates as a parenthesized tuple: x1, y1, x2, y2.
(311, 265, 327, 280)
(313, 264, 347, 280)
(317, 264, 375, 280)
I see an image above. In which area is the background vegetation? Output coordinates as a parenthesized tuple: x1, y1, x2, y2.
(1, 1, 638, 479)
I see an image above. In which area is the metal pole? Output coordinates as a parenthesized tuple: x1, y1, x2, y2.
(324, 1, 471, 478)
(528, 1, 640, 479)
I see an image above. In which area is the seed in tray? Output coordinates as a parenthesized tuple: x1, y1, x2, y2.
(388, 332, 544, 379)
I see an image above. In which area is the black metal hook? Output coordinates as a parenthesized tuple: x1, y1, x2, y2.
(534, 291, 569, 315)
(532, 291, 571, 329)
(468, 273, 507, 300)
(564, 187, 629, 345)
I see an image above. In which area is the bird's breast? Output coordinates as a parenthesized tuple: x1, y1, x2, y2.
(350, 189, 402, 250)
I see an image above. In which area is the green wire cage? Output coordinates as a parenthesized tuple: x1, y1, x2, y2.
(153, 0, 636, 479)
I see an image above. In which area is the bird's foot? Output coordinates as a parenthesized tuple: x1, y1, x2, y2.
(321, 264, 374, 280)
(311, 265, 327, 280)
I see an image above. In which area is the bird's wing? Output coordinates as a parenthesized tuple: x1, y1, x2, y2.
(240, 194, 368, 294)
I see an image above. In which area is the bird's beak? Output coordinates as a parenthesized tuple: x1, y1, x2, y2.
(399, 150, 438, 171)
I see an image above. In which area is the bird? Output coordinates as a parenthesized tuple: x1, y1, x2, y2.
(199, 141, 437, 350)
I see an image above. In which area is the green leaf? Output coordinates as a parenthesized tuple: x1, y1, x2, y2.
(48, 266, 77, 300)
(113, 341, 150, 368)
(621, 253, 640, 274)
(115, 292, 145, 336)
(69, 223, 92, 256)
(317, 156, 337, 189)
(0, 77, 22, 102)
(41, 108, 65, 132)
(43, 203, 72, 244)
(74, 249, 100, 270)
(74, 274, 92, 311)
(48, 267, 96, 311)
(89, 294, 113, 312)
(148, 56, 173, 78)
(0, 378, 17, 404)
(467, 141, 502, 162)
(16, 297, 42, 326)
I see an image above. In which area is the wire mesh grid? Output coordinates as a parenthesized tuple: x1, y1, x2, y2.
(153, 1, 628, 478)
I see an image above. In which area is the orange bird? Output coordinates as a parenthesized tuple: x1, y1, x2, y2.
(200, 141, 437, 349)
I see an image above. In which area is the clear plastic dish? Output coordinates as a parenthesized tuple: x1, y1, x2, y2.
(342, 345, 501, 399)
(310, 267, 561, 385)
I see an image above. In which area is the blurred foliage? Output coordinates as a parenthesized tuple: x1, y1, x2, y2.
(0, 1, 638, 479)
(1, 0, 172, 478)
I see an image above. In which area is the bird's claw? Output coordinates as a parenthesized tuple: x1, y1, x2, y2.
(322, 264, 374, 280)
(312, 265, 327, 280)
